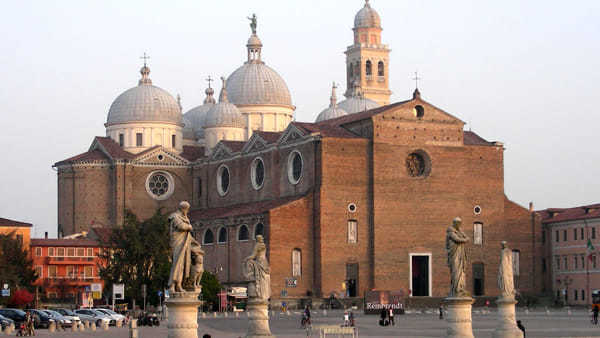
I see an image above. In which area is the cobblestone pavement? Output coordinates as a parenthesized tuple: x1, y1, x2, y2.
(8, 309, 600, 337)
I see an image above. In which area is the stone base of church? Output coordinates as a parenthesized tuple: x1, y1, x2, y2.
(166, 291, 201, 338)
(443, 296, 475, 338)
(492, 297, 523, 338)
(245, 298, 275, 337)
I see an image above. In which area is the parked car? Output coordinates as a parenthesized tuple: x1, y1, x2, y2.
(74, 309, 112, 327)
(0, 314, 14, 330)
(0, 309, 26, 325)
(42, 310, 73, 328)
(93, 308, 125, 325)
(53, 308, 82, 327)
(25, 309, 55, 329)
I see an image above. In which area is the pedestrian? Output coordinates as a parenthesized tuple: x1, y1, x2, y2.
(343, 311, 349, 326)
(388, 307, 395, 326)
(349, 311, 355, 327)
(517, 320, 526, 338)
(439, 304, 444, 320)
(593, 305, 599, 325)
(379, 308, 388, 326)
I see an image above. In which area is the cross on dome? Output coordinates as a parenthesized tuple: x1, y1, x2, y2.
(140, 52, 150, 67)
(138, 53, 152, 85)
(206, 75, 214, 89)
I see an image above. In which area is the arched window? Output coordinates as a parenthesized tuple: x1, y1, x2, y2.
(254, 223, 264, 239)
(348, 63, 353, 78)
(365, 60, 372, 76)
(378, 61, 384, 76)
(238, 225, 249, 241)
(203, 229, 214, 245)
(292, 249, 302, 277)
(218, 227, 227, 244)
(354, 62, 360, 78)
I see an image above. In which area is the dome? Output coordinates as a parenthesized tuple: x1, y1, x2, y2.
(183, 85, 217, 139)
(226, 63, 293, 106)
(205, 77, 246, 129)
(106, 66, 182, 126)
(354, 0, 381, 29)
(338, 96, 380, 114)
(182, 117, 196, 140)
(316, 82, 349, 122)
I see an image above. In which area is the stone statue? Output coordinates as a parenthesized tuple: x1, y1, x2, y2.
(446, 217, 470, 297)
(498, 241, 515, 300)
(247, 13, 257, 34)
(168, 201, 203, 292)
(243, 235, 271, 301)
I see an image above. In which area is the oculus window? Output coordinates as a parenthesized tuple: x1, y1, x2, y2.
(217, 165, 230, 196)
(146, 171, 175, 200)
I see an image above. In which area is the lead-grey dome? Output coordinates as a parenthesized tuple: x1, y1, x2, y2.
(106, 66, 182, 126)
(338, 96, 380, 114)
(316, 82, 349, 122)
(354, 0, 381, 29)
(205, 78, 245, 129)
(182, 117, 196, 140)
(183, 86, 217, 139)
(226, 63, 292, 106)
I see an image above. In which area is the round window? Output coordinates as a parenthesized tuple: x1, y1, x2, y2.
(348, 203, 357, 213)
(413, 105, 425, 118)
(251, 157, 265, 190)
(406, 150, 431, 178)
(474, 205, 482, 215)
(145, 171, 175, 200)
(217, 165, 230, 196)
(287, 151, 303, 185)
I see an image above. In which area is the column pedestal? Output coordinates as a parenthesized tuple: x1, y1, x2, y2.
(166, 291, 201, 338)
(492, 297, 523, 338)
(443, 297, 475, 338)
(245, 299, 274, 338)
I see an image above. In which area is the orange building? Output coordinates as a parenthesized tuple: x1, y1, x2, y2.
(0, 217, 32, 249)
(30, 231, 107, 304)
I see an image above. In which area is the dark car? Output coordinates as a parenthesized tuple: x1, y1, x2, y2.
(25, 309, 55, 329)
(0, 309, 26, 325)
(0, 314, 14, 330)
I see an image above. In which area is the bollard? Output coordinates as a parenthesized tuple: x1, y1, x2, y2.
(235, 311, 239, 318)
(49, 321, 56, 333)
(525, 308, 529, 315)
(91, 322, 96, 331)
(224, 312, 228, 318)
(201, 312, 206, 318)
(213, 312, 217, 318)
(568, 309, 572, 316)
(72, 321, 77, 332)
(85, 320, 90, 329)
(5, 324, 13, 335)
(129, 319, 138, 338)
(116, 320, 122, 328)
(80, 321, 86, 331)
(323, 309, 327, 316)
(103, 321, 109, 331)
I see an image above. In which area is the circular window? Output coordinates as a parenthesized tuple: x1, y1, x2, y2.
(251, 157, 265, 190)
(413, 105, 425, 118)
(474, 205, 482, 215)
(145, 171, 175, 200)
(406, 151, 431, 178)
(157, 154, 164, 161)
(217, 165, 230, 196)
(348, 203, 357, 213)
(287, 150, 303, 185)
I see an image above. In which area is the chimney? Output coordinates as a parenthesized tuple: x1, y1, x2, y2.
(44, 232, 48, 239)
(528, 202, 533, 213)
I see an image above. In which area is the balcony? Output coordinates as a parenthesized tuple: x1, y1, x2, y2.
(46, 256, 96, 265)
(44, 276, 101, 286)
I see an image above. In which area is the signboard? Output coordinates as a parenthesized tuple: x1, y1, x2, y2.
(3, 284, 8, 290)
(1, 289, 9, 297)
(285, 278, 298, 288)
(92, 292, 102, 300)
(91, 283, 102, 292)
(113, 284, 125, 300)
(364, 290, 405, 314)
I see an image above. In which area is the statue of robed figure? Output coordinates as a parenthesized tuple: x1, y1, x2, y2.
(243, 235, 271, 301)
(446, 217, 470, 297)
(247, 13, 257, 34)
(168, 201, 203, 292)
(498, 241, 516, 300)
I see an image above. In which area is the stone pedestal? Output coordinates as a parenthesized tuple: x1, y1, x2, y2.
(245, 299, 274, 338)
(166, 291, 201, 338)
(443, 297, 475, 338)
(492, 297, 523, 338)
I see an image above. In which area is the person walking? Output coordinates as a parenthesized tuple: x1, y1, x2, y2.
(517, 320, 526, 338)
(388, 308, 395, 326)
(343, 311, 349, 327)
(349, 311, 355, 327)
(379, 308, 388, 326)
(439, 304, 444, 320)
(593, 305, 599, 325)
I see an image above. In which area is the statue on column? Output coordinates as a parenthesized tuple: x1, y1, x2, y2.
(247, 13, 257, 34)
(243, 235, 271, 301)
(446, 217, 470, 297)
(498, 241, 516, 300)
(168, 201, 204, 292)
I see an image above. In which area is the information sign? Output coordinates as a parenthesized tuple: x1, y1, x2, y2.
(113, 284, 125, 300)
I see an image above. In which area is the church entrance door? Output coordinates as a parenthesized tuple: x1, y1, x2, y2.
(346, 263, 358, 297)
(473, 262, 485, 296)
(410, 255, 430, 297)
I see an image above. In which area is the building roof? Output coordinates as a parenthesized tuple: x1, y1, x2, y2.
(538, 203, 600, 224)
(190, 194, 306, 220)
(30, 238, 100, 247)
(0, 217, 32, 227)
(88, 227, 114, 244)
(93, 136, 135, 160)
(54, 149, 108, 166)
(253, 131, 282, 144)
(180, 145, 206, 162)
(292, 122, 359, 139)
(226, 61, 292, 107)
(354, 0, 381, 29)
(221, 140, 246, 153)
(463, 131, 496, 146)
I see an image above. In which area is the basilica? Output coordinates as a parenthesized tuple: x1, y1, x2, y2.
(54, 1, 543, 301)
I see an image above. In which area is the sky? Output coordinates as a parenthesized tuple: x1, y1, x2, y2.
(0, 0, 598, 238)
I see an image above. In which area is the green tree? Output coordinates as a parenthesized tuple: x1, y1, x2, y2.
(98, 210, 171, 307)
(0, 231, 37, 305)
(200, 271, 222, 309)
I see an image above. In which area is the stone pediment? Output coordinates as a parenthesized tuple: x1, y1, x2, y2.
(376, 99, 465, 126)
(242, 134, 269, 154)
(210, 143, 234, 161)
(277, 124, 307, 146)
(132, 147, 189, 165)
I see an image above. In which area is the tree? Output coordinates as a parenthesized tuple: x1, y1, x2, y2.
(200, 271, 222, 309)
(98, 210, 171, 307)
(0, 231, 37, 303)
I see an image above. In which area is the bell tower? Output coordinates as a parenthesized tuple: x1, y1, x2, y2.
(345, 0, 392, 106)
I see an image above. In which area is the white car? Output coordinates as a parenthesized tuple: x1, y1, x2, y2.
(93, 308, 125, 324)
(74, 309, 112, 327)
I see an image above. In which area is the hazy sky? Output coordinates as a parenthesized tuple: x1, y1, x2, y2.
(0, 0, 598, 238)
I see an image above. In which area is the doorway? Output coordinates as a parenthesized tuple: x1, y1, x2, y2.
(346, 263, 358, 297)
(410, 254, 430, 297)
(473, 262, 485, 296)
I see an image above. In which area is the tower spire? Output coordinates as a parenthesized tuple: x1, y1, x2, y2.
(204, 75, 216, 104)
(246, 14, 263, 63)
(330, 82, 338, 107)
(138, 53, 152, 85)
(219, 76, 229, 103)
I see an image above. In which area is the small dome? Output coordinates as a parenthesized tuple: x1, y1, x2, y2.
(316, 82, 348, 122)
(106, 66, 181, 126)
(182, 117, 196, 140)
(247, 34, 263, 47)
(226, 63, 293, 106)
(205, 77, 245, 129)
(354, 0, 381, 29)
(183, 84, 217, 139)
(338, 96, 380, 114)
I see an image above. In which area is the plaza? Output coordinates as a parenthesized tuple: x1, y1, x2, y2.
(10, 309, 600, 337)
